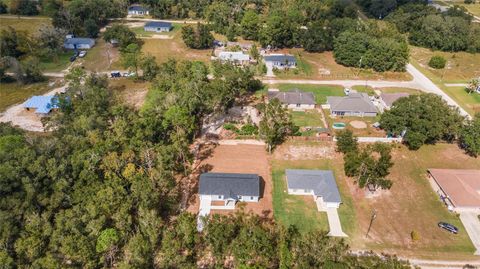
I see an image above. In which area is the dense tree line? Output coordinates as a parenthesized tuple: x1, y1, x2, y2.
(355, 0, 427, 19)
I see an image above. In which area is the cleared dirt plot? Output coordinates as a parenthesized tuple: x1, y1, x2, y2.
(187, 143, 273, 218)
(108, 78, 151, 109)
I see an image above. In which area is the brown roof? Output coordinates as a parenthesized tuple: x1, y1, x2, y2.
(428, 169, 480, 208)
(380, 93, 410, 107)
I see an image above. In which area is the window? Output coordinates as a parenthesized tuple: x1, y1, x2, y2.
(296, 104, 301, 107)
(250, 196, 254, 200)
(218, 195, 222, 199)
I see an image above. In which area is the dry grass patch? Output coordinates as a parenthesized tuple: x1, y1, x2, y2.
(0, 15, 51, 33)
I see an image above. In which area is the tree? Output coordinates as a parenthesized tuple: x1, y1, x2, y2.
(302, 21, 333, 53)
(84, 18, 99, 38)
(380, 94, 464, 149)
(459, 114, 480, 157)
(258, 99, 297, 152)
(181, 23, 213, 49)
(226, 23, 237, 42)
(35, 25, 67, 61)
(336, 130, 358, 153)
(240, 10, 260, 40)
(103, 24, 139, 49)
(428, 55, 447, 69)
(181, 25, 196, 48)
(141, 55, 159, 81)
(466, 78, 479, 94)
(9, 0, 39, 15)
(121, 43, 143, 77)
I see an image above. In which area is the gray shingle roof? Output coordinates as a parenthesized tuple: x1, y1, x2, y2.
(199, 173, 260, 198)
(268, 89, 316, 105)
(64, 38, 95, 46)
(128, 5, 148, 12)
(264, 54, 296, 63)
(380, 93, 409, 107)
(327, 93, 377, 113)
(286, 169, 341, 203)
(145, 21, 172, 28)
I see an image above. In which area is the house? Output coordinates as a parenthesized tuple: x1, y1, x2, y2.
(128, 5, 149, 16)
(218, 51, 251, 65)
(286, 169, 341, 210)
(379, 93, 409, 110)
(427, 169, 480, 212)
(264, 54, 296, 69)
(326, 93, 378, 117)
(144, 21, 172, 32)
(64, 38, 95, 50)
(199, 173, 260, 210)
(268, 89, 316, 110)
(23, 96, 59, 115)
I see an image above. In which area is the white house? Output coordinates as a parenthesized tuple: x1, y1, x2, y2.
(268, 89, 316, 110)
(144, 21, 172, 32)
(128, 5, 149, 16)
(217, 51, 251, 65)
(286, 169, 342, 211)
(64, 38, 95, 50)
(264, 54, 296, 69)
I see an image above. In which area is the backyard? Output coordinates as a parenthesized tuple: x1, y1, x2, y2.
(0, 81, 55, 112)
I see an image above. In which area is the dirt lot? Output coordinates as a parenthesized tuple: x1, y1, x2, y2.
(187, 143, 273, 218)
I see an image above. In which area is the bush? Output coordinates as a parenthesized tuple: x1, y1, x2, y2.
(410, 230, 420, 241)
(428, 55, 447, 69)
(223, 123, 238, 131)
(237, 123, 258, 136)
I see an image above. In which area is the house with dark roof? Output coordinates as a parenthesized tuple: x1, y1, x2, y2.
(264, 54, 296, 69)
(286, 169, 341, 210)
(268, 89, 316, 110)
(379, 93, 409, 110)
(128, 5, 149, 16)
(144, 21, 172, 32)
(199, 173, 260, 209)
(24, 96, 59, 115)
(64, 38, 95, 50)
(326, 92, 377, 117)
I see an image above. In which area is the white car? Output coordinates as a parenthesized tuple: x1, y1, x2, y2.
(78, 51, 87, 58)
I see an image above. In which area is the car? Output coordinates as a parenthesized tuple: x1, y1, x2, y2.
(69, 56, 76, 62)
(438, 222, 458, 234)
(122, 72, 136, 77)
(78, 51, 87, 58)
(73, 51, 80, 57)
(110, 71, 121, 78)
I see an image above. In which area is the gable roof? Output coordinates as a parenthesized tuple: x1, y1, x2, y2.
(23, 96, 59, 114)
(286, 169, 341, 203)
(199, 173, 260, 198)
(428, 169, 480, 208)
(380, 93, 409, 107)
(218, 51, 250, 61)
(64, 38, 95, 46)
(264, 54, 296, 63)
(144, 21, 172, 28)
(327, 93, 377, 113)
(268, 89, 316, 105)
(128, 5, 148, 12)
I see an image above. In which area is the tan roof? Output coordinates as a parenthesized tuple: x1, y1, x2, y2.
(428, 169, 480, 208)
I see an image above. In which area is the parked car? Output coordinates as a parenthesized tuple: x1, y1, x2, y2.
(438, 222, 458, 234)
(73, 51, 80, 57)
(69, 56, 76, 62)
(110, 71, 121, 78)
(122, 72, 136, 77)
(78, 51, 87, 58)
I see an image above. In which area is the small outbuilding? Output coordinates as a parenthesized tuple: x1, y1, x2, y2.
(268, 89, 316, 110)
(64, 38, 95, 50)
(24, 96, 59, 115)
(264, 54, 297, 69)
(326, 93, 377, 117)
(144, 21, 172, 32)
(128, 5, 149, 16)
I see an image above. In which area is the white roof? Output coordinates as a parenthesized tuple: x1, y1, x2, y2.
(218, 51, 250, 61)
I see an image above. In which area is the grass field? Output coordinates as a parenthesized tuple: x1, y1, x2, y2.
(351, 86, 421, 95)
(0, 15, 51, 33)
(81, 38, 122, 72)
(291, 110, 325, 127)
(274, 49, 412, 81)
(442, 87, 480, 115)
(0, 81, 52, 112)
(38, 52, 72, 72)
(436, 0, 480, 16)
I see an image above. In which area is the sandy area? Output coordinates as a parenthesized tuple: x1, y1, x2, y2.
(350, 120, 367, 129)
(0, 85, 67, 132)
(273, 143, 336, 160)
(186, 143, 273, 218)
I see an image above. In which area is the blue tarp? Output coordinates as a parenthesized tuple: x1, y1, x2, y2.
(24, 96, 59, 114)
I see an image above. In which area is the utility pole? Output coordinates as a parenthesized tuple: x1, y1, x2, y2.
(365, 209, 377, 238)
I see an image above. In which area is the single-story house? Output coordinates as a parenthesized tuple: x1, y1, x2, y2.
(326, 93, 378, 117)
(144, 21, 172, 32)
(199, 173, 260, 210)
(268, 89, 316, 110)
(218, 51, 251, 65)
(23, 96, 59, 114)
(64, 38, 95, 50)
(380, 93, 409, 110)
(427, 169, 480, 212)
(286, 169, 342, 211)
(264, 54, 296, 69)
(128, 5, 149, 16)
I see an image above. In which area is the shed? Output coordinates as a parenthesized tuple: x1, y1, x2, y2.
(23, 96, 59, 114)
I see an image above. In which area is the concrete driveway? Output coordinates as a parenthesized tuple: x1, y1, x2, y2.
(265, 62, 275, 77)
(459, 212, 480, 255)
(326, 207, 347, 237)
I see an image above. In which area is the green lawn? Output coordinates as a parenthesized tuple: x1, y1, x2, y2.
(0, 81, 52, 112)
(272, 158, 356, 236)
(442, 87, 480, 115)
(291, 110, 324, 127)
(38, 52, 72, 72)
(274, 84, 344, 104)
